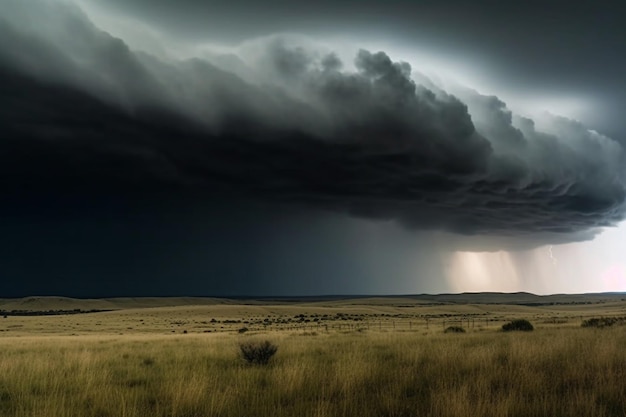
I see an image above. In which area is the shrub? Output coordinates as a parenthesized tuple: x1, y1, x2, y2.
(581, 317, 625, 328)
(238, 327, 249, 334)
(239, 340, 278, 365)
(502, 319, 534, 332)
(444, 326, 465, 333)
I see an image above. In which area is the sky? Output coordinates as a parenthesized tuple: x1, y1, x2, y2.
(1, 0, 625, 297)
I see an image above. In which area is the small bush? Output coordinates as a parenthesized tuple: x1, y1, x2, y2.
(239, 340, 278, 365)
(444, 326, 466, 333)
(238, 327, 249, 334)
(502, 319, 534, 332)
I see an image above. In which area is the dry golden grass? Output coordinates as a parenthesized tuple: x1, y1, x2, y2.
(1, 298, 626, 416)
(0, 327, 625, 416)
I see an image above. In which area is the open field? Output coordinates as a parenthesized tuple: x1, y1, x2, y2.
(1, 294, 626, 416)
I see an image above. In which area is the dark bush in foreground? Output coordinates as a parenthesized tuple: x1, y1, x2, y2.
(502, 319, 534, 332)
(239, 340, 278, 365)
(444, 326, 466, 333)
(581, 317, 625, 328)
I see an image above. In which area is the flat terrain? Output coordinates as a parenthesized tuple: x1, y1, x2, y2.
(1, 293, 626, 416)
(2, 292, 626, 336)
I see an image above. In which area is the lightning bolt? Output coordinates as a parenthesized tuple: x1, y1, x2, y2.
(548, 245, 557, 266)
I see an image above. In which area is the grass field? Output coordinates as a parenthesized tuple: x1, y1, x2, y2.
(1, 294, 626, 417)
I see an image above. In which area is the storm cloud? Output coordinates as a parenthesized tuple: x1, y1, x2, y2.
(1, 0, 625, 244)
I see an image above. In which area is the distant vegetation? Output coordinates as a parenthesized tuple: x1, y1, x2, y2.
(581, 316, 626, 328)
(502, 319, 534, 332)
(0, 309, 112, 316)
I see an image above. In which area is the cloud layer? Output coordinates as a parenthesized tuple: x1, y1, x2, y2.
(1, 0, 624, 243)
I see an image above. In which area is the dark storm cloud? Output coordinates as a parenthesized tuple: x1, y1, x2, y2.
(81, 0, 626, 140)
(1, 0, 625, 243)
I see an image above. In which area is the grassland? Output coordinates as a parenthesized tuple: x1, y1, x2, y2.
(1, 294, 626, 417)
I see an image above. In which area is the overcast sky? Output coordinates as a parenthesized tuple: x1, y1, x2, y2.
(1, 0, 625, 297)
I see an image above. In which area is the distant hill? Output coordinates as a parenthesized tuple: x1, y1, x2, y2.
(1, 292, 624, 313)
(0, 296, 235, 313)
(405, 292, 626, 306)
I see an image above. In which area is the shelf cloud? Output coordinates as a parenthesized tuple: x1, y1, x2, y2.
(1, 0, 624, 245)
